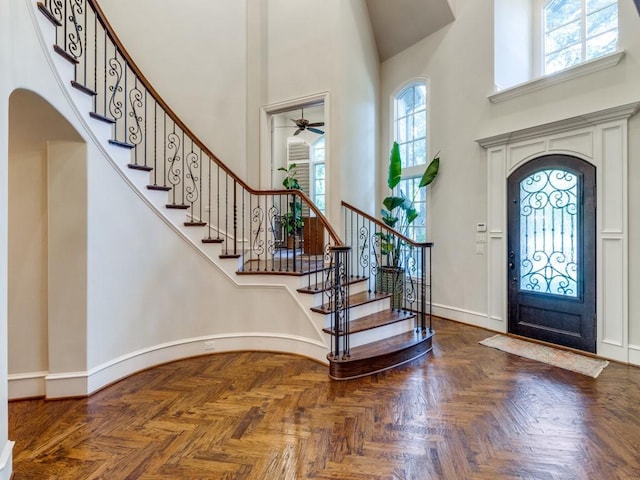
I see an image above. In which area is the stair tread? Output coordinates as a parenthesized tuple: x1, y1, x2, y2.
(310, 291, 390, 314)
(327, 329, 435, 379)
(297, 276, 368, 294)
(323, 309, 415, 335)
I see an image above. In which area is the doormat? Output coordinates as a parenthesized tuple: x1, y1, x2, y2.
(479, 334, 609, 378)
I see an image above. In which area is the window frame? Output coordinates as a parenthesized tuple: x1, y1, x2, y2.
(537, 0, 619, 76)
(389, 78, 431, 243)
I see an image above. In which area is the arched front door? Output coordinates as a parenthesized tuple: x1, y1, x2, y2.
(507, 154, 596, 353)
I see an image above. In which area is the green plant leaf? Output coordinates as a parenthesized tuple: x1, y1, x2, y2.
(383, 196, 405, 212)
(419, 154, 440, 187)
(406, 207, 418, 225)
(381, 210, 399, 228)
(388, 141, 402, 190)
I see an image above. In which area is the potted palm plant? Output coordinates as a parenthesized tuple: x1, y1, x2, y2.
(376, 141, 440, 307)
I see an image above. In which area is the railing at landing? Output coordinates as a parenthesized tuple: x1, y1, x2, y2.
(342, 201, 433, 331)
(326, 202, 433, 363)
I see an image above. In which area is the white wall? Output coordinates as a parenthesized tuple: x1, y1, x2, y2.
(265, 0, 379, 228)
(97, 0, 248, 178)
(380, 0, 640, 347)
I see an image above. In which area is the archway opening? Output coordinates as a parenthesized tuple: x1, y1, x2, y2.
(8, 89, 86, 400)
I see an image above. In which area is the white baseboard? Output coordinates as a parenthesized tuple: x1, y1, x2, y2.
(35, 334, 329, 399)
(433, 303, 504, 332)
(8, 371, 47, 400)
(0, 441, 14, 480)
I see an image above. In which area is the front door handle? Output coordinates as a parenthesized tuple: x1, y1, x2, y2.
(508, 251, 515, 270)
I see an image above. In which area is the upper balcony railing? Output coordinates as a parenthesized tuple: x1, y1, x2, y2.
(36, 0, 343, 290)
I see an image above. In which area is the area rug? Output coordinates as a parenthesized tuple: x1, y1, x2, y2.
(479, 334, 609, 378)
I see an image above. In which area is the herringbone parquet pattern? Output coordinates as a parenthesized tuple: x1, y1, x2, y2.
(9, 317, 640, 479)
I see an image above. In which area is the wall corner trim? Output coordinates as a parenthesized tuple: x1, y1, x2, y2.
(0, 441, 14, 480)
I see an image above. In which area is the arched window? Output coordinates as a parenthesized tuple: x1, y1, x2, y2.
(392, 80, 429, 241)
(394, 82, 427, 168)
(543, 0, 618, 74)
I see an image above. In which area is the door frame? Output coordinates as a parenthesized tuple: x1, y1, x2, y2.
(258, 92, 330, 190)
(477, 103, 638, 364)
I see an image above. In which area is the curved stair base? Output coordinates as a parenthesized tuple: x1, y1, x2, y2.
(328, 329, 434, 380)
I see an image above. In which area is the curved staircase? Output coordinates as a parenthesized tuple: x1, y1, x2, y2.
(35, 0, 434, 380)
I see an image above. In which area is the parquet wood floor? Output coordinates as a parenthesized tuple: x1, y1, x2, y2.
(9, 317, 640, 479)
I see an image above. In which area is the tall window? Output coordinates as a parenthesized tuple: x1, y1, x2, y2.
(393, 81, 428, 241)
(395, 83, 427, 168)
(311, 137, 325, 214)
(543, 0, 618, 74)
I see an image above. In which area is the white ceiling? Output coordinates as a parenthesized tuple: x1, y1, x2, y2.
(365, 0, 456, 61)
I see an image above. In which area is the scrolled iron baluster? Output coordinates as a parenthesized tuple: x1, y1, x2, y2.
(267, 204, 278, 258)
(107, 56, 124, 121)
(48, 0, 64, 23)
(184, 149, 200, 206)
(166, 131, 182, 198)
(404, 252, 418, 308)
(251, 204, 265, 261)
(67, 0, 84, 60)
(358, 224, 370, 276)
(127, 86, 144, 147)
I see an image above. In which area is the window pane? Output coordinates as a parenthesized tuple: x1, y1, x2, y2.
(414, 111, 426, 139)
(398, 88, 414, 116)
(586, 0, 616, 14)
(545, 0, 581, 32)
(586, 30, 618, 60)
(405, 142, 415, 168)
(586, 4, 617, 38)
(414, 84, 427, 111)
(413, 139, 427, 166)
(545, 43, 582, 73)
(545, 19, 581, 54)
(397, 117, 407, 144)
(519, 169, 578, 297)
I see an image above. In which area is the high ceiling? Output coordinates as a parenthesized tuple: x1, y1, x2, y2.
(365, 0, 455, 61)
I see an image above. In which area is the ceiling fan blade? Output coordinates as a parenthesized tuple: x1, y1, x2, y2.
(293, 128, 303, 136)
(307, 127, 325, 135)
(308, 122, 325, 127)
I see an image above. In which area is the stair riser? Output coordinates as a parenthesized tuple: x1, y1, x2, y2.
(323, 298, 391, 328)
(346, 318, 416, 348)
(301, 280, 370, 305)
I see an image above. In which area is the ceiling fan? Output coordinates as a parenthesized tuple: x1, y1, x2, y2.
(290, 108, 325, 136)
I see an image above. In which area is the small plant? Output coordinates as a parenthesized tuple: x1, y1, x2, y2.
(278, 163, 304, 235)
(378, 141, 440, 267)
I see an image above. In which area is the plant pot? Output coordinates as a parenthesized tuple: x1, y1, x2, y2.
(376, 266, 405, 309)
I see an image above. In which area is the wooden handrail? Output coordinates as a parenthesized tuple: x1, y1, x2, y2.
(341, 201, 433, 248)
(86, 0, 343, 246)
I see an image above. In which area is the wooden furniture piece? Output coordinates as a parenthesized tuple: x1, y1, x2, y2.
(303, 217, 325, 254)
